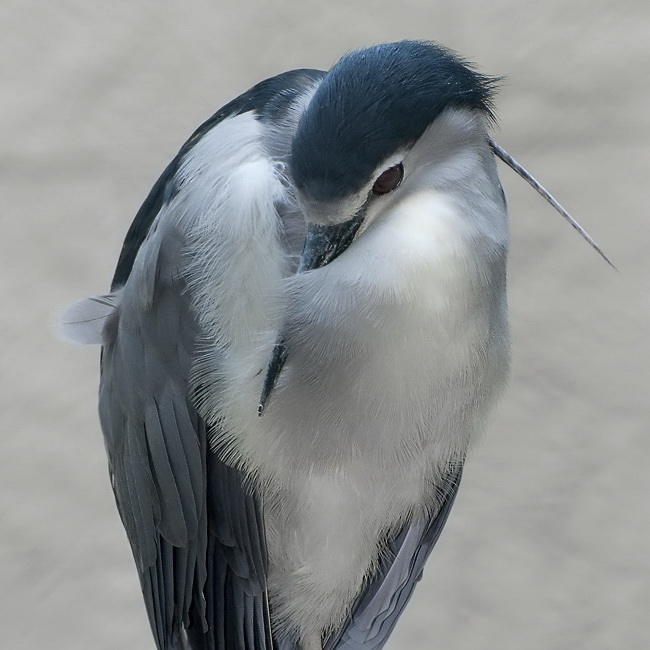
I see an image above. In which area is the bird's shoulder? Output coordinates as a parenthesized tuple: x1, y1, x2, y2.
(111, 67, 325, 290)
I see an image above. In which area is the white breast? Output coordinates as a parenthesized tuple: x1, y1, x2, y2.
(210, 187, 509, 644)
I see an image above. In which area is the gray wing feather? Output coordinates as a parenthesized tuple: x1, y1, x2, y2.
(83, 69, 331, 650)
(99, 217, 272, 649)
(327, 468, 463, 650)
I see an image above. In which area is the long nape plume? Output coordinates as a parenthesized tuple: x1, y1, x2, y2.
(488, 139, 615, 269)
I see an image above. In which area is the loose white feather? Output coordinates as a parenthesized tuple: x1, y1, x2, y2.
(56, 293, 119, 345)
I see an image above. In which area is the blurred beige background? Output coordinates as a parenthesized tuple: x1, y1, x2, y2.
(2, 1, 649, 648)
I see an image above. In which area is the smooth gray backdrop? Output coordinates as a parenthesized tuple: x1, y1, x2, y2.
(2, 1, 648, 648)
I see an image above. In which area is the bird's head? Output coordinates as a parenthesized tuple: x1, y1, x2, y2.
(288, 40, 499, 273)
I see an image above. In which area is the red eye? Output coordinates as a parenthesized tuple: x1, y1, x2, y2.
(372, 163, 404, 195)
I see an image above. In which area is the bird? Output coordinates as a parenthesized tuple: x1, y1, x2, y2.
(60, 39, 609, 650)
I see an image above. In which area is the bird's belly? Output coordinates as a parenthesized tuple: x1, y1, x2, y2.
(264, 462, 424, 644)
(257, 292, 506, 643)
(264, 257, 503, 476)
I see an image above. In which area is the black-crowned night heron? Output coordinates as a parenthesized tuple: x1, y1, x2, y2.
(61, 40, 610, 650)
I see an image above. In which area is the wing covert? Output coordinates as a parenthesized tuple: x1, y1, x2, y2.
(97, 104, 300, 649)
(99, 211, 274, 648)
(68, 66, 329, 650)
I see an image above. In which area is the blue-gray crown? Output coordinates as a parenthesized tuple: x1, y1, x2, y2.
(290, 40, 498, 202)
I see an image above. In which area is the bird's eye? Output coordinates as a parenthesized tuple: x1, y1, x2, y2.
(372, 163, 404, 195)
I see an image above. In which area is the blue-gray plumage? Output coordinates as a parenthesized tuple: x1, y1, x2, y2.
(62, 40, 518, 649)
